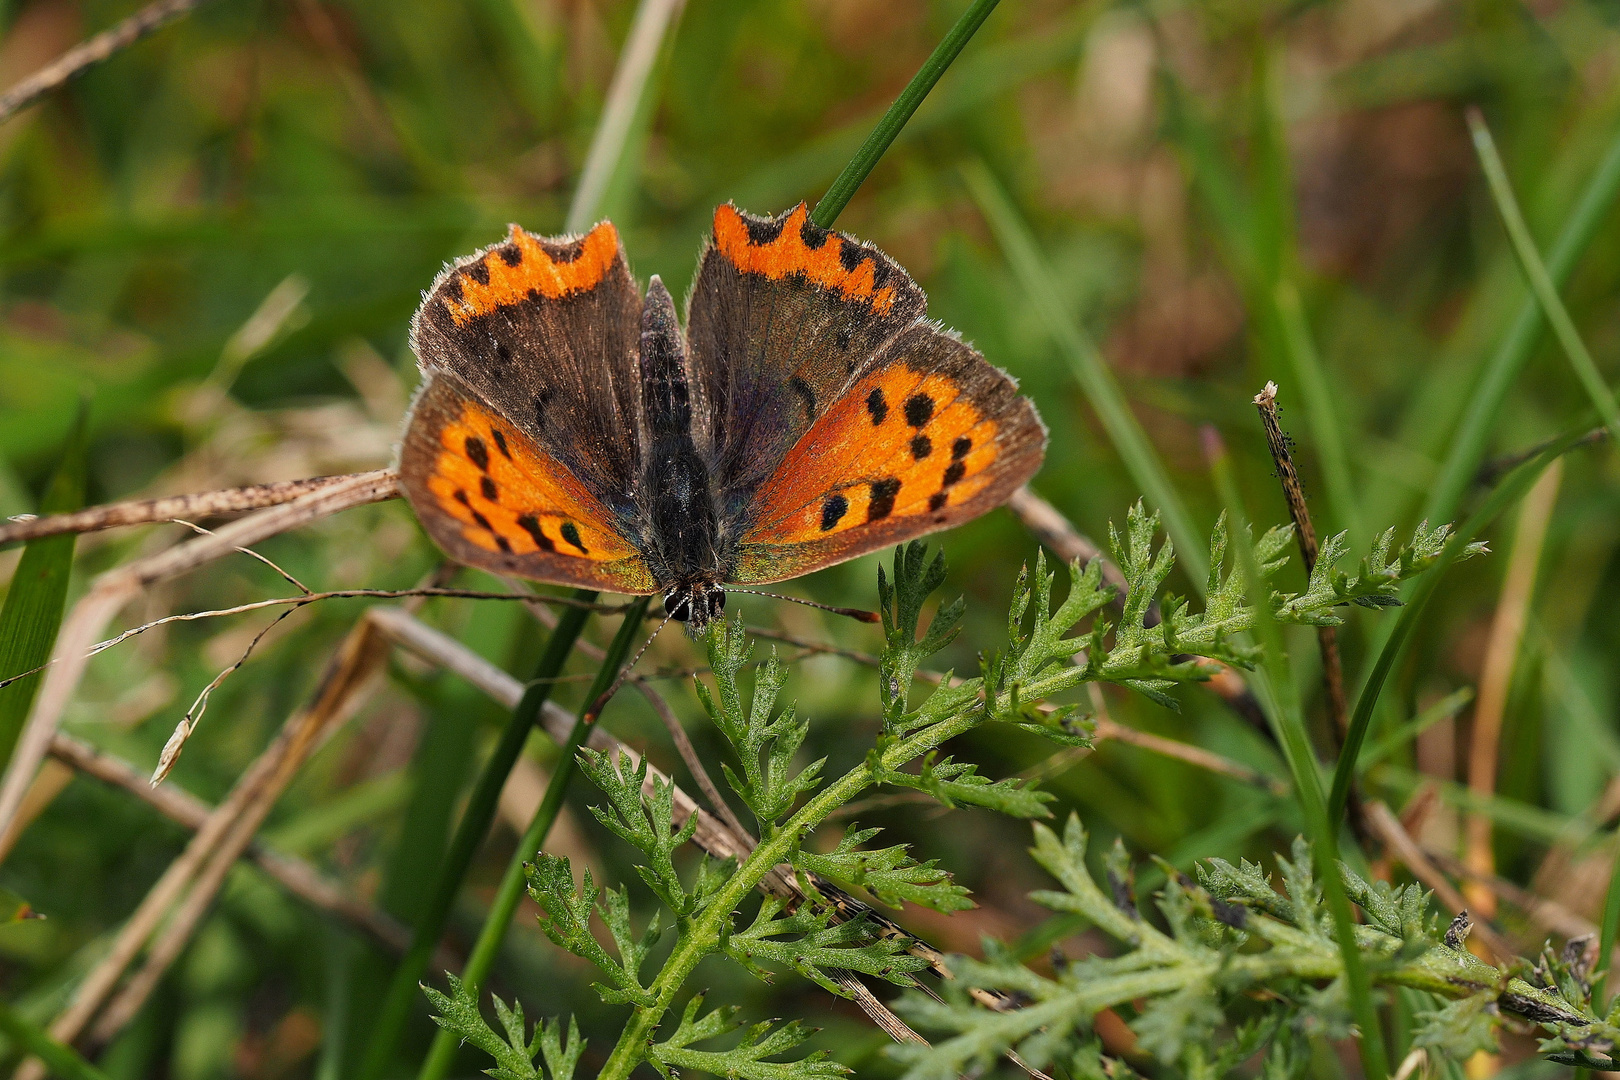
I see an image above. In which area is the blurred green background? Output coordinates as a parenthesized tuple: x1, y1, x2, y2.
(0, 0, 1617, 1075)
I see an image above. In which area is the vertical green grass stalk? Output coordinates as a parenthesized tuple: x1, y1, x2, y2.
(1594, 842, 1620, 1014)
(1466, 108, 1620, 440)
(810, 0, 1001, 229)
(0, 407, 88, 771)
(1207, 432, 1389, 1080)
(417, 597, 650, 1080)
(1327, 427, 1592, 825)
(1423, 117, 1620, 524)
(965, 159, 1209, 587)
(359, 598, 594, 1080)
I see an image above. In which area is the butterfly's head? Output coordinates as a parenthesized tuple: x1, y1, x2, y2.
(663, 582, 725, 634)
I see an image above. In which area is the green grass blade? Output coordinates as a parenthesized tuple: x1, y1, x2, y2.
(1329, 425, 1595, 824)
(1355, 687, 1473, 773)
(0, 407, 88, 771)
(1423, 117, 1620, 524)
(1274, 281, 1365, 545)
(1208, 434, 1389, 1080)
(811, 0, 1001, 229)
(417, 597, 652, 1080)
(358, 596, 594, 1080)
(0, 999, 110, 1080)
(566, 0, 686, 233)
(1466, 108, 1620, 441)
(1595, 843, 1620, 1011)
(966, 159, 1209, 587)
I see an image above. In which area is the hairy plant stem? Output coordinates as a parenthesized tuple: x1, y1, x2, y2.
(596, 702, 990, 1078)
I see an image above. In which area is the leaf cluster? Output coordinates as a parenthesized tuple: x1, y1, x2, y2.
(425, 517, 1511, 1080)
(893, 815, 1617, 1079)
(985, 502, 1484, 726)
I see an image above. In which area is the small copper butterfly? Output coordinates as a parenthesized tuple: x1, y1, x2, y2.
(397, 203, 1047, 631)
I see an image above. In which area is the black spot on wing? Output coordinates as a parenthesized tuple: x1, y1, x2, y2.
(820, 494, 848, 531)
(491, 428, 512, 459)
(551, 236, 587, 264)
(904, 394, 934, 428)
(517, 515, 554, 552)
(799, 217, 830, 249)
(471, 509, 493, 532)
(952, 436, 972, 461)
(498, 245, 523, 267)
(559, 521, 587, 552)
(943, 461, 966, 486)
(838, 244, 864, 273)
(465, 436, 490, 471)
(744, 213, 786, 245)
(453, 489, 470, 506)
(866, 388, 889, 425)
(910, 435, 932, 460)
(928, 491, 947, 512)
(480, 476, 498, 502)
(495, 534, 512, 553)
(868, 478, 901, 521)
(465, 260, 491, 286)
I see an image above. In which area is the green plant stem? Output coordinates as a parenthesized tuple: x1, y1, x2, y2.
(596, 696, 990, 1078)
(966, 159, 1209, 588)
(0, 1000, 110, 1080)
(359, 594, 594, 1080)
(1207, 435, 1389, 1080)
(417, 597, 651, 1080)
(810, 0, 1001, 229)
(0, 405, 87, 771)
(1327, 425, 1592, 825)
(1466, 108, 1620, 441)
(1596, 840, 1620, 1011)
(1425, 116, 1620, 524)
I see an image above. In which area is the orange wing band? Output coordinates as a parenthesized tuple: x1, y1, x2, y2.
(426, 398, 642, 570)
(714, 204, 898, 315)
(746, 363, 1000, 545)
(445, 221, 620, 325)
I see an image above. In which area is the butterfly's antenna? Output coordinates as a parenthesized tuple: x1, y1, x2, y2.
(728, 589, 882, 624)
(582, 609, 676, 725)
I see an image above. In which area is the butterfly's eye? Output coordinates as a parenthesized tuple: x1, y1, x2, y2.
(664, 591, 693, 621)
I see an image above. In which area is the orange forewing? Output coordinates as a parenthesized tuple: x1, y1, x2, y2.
(401, 378, 655, 593)
(444, 221, 621, 325)
(713, 204, 900, 315)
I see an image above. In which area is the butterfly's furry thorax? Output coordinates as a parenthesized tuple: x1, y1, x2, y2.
(397, 202, 1046, 630)
(636, 276, 731, 630)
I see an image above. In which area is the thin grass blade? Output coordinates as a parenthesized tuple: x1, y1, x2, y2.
(811, 0, 1001, 228)
(1467, 108, 1620, 440)
(0, 407, 88, 771)
(1329, 424, 1597, 824)
(966, 159, 1208, 586)
(417, 597, 652, 1080)
(1207, 430, 1389, 1080)
(1424, 117, 1620, 524)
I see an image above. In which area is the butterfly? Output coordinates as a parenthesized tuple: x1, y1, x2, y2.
(397, 202, 1046, 631)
